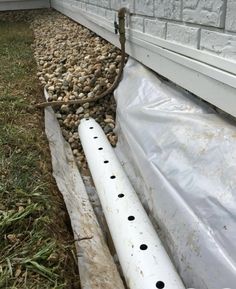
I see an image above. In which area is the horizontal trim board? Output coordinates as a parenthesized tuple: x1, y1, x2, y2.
(131, 29, 236, 76)
(52, 1, 236, 89)
(62, 0, 236, 77)
(51, 0, 236, 118)
(0, 0, 50, 10)
(79, 10, 236, 89)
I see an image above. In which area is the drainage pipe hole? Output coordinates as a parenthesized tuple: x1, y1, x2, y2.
(156, 281, 165, 288)
(140, 244, 148, 250)
(118, 194, 124, 198)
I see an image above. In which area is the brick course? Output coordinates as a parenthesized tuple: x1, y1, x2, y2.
(71, 0, 236, 62)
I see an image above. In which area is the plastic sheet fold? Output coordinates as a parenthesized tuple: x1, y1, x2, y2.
(114, 58, 236, 289)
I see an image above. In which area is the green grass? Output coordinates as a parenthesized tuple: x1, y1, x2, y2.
(0, 16, 80, 288)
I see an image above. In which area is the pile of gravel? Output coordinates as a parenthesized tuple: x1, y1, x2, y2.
(31, 10, 122, 169)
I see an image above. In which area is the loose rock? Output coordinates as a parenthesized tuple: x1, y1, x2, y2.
(31, 10, 122, 169)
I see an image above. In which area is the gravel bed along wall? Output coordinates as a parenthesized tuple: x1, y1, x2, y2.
(30, 10, 122, 169)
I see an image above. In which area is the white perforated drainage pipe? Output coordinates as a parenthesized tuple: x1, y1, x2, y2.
(79, 118, 185, 289)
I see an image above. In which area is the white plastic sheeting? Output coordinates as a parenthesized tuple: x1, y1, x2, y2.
(114, 58, 236, 289)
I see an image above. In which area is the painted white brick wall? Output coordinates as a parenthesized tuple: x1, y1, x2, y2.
(226, 0, 236, 32)
(130, 15, 144, 32)
(154, 0, 181, 20)
(98, 0, 110, 8)
(200, 29, 236, 60)
(135, 0, 154, 16)
(111, 0, 135, 12)
(106, 9, 115, 22)
(70, 0, 236, 62)
(97, 6, 106, 17)
(110, 0, 120, 10)
(167, 23, 199, 48)
(86, 3, 97, 14)
(144, 18, 166, 38)
(183, 0, 226, 27)
(121, 0, 135, 12)
(88, 0, 97, 5)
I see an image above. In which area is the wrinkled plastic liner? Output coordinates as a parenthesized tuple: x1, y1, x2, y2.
(114, 58, 236, 289)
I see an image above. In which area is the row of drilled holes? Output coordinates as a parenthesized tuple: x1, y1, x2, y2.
(88, 122, 165, 289)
